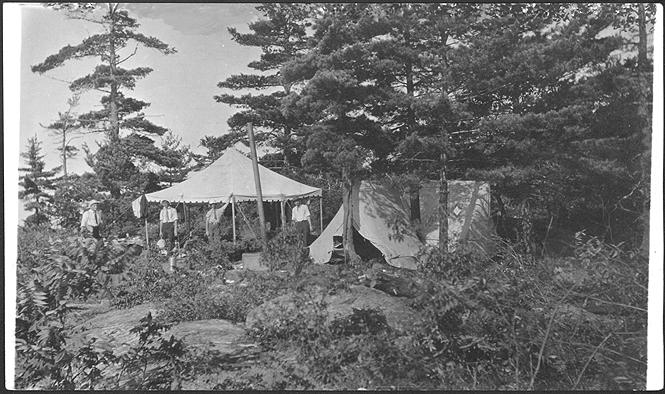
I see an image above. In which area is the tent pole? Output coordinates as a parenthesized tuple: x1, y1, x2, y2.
(145, 217, 149, 258)
(319, 197, 323, 233)
(247, 122, 268, 251)
(280, 196, 286, 229)
(232, 196, 237, 245)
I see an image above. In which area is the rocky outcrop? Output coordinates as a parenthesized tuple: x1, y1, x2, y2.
(245, 285, 421, 333)
(67, 303, 163, 354)
(166, 319, 256, 357)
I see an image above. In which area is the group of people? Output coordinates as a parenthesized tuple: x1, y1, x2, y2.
(79, 197, 314, 251)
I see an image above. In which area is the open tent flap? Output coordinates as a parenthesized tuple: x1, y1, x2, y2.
(309, 180, 496, 269)
(309, 182, 422, 270)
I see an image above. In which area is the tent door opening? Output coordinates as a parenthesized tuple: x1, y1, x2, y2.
(329, 227, 383, 264)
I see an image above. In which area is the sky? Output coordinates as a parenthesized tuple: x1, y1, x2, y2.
(10, 3, 267, 221)
(18, 3, 263, 172)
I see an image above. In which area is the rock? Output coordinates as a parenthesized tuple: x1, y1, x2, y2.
(165, 319, 255, 357)
(245, 285, 421, 333)
(67, 303, 163, 355)
(326, 286, 422, 332)
(553, 265, 591, 287)
(555, 304, 624, 329)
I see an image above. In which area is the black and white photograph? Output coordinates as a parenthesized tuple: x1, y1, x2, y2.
(4, 2, 663, 390)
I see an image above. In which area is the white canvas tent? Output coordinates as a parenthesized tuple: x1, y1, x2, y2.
(309, 180, 495, 270)
(134, 148, 322, 243)
(309, 181, 424, 270)
(142, 148, 321, 203)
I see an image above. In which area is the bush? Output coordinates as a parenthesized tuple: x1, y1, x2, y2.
(261, 224, 309, 272)
(407, 236, 648, 390)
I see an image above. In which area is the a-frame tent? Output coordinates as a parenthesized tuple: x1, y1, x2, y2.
(309, 180, 495, 270)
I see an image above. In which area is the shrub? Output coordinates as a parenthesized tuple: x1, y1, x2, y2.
(261, 224, 309, 273)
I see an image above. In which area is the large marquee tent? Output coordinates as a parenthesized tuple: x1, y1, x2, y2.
(133, 148, 322, 244)
(141, 148, 321, 203)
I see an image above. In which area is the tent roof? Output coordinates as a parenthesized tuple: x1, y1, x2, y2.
(144, 148, 321, 204)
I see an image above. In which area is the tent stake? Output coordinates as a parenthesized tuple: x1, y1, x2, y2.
(232, 196, 237, 245)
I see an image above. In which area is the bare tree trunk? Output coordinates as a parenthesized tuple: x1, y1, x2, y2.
(62, 133, 67, 177)
(637, 3, 651, 257)
(342, 171, 358, 262)
(438, 137, 449, 254)
(108, 3, 120, 142)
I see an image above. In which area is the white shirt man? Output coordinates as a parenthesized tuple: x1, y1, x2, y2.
(159, 200, 178, 251)
(80, 200, 103, 239)
(205, 202, 226, 238)
(291, 199, 312, 245)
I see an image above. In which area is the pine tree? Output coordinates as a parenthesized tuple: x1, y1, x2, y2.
(445, 3, 653, 247)
(40, 93, 82, 177)
(210, 3, 314, 165)
(31, 3, 177, 197)
(19, 136, 58, 226)
(280, 3, 491, 256)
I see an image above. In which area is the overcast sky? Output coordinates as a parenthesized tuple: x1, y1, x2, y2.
(17, 3, 263, 174)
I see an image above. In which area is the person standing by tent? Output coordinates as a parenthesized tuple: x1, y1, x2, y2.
(159, 199, 178, 253)
(80, 200, 104, 240)
(205, 202, 225, 242)
(291, 198, 312, 246)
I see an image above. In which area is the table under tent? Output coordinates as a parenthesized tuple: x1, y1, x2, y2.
(132, 148, 322, 248)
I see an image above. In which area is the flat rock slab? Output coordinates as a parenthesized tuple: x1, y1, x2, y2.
(68, 303, 163, 354)
(68, 304, 253, 358)
(166, 319, 255, 356)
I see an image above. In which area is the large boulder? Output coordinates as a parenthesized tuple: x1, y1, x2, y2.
(245, 285, 421, 333)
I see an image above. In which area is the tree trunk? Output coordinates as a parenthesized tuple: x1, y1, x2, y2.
(62, 132, 67, 177)
(342, 171, 358, 262)
(438, 137, 449, 254)
(108, 3, 120, 142)
(637, 3, 651, 257)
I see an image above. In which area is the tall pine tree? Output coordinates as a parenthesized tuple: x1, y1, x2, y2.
(209, 3, 314, 165)
(32, 3, 178, 197)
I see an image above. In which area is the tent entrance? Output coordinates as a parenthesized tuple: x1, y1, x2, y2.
(329, 227, 383, 264)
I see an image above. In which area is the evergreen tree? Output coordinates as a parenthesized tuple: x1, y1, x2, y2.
(210, 3, 314, 165)
(40, 93, 82, 177)
(19, 136, 58, 226)
(155, 131, 196, 186)
(280, 3, 489, 255)
(31, 3, 177, 197)
(445, 3, 653, 247)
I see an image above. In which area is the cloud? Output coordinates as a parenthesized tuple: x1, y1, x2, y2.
(124, 3, 260, 36)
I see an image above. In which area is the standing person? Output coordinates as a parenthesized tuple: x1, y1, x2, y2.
(80, 200, 103, 240)
(205, 202, 224, 242)
(291, 198, 312, 246)
(159, 200, 178, 253)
